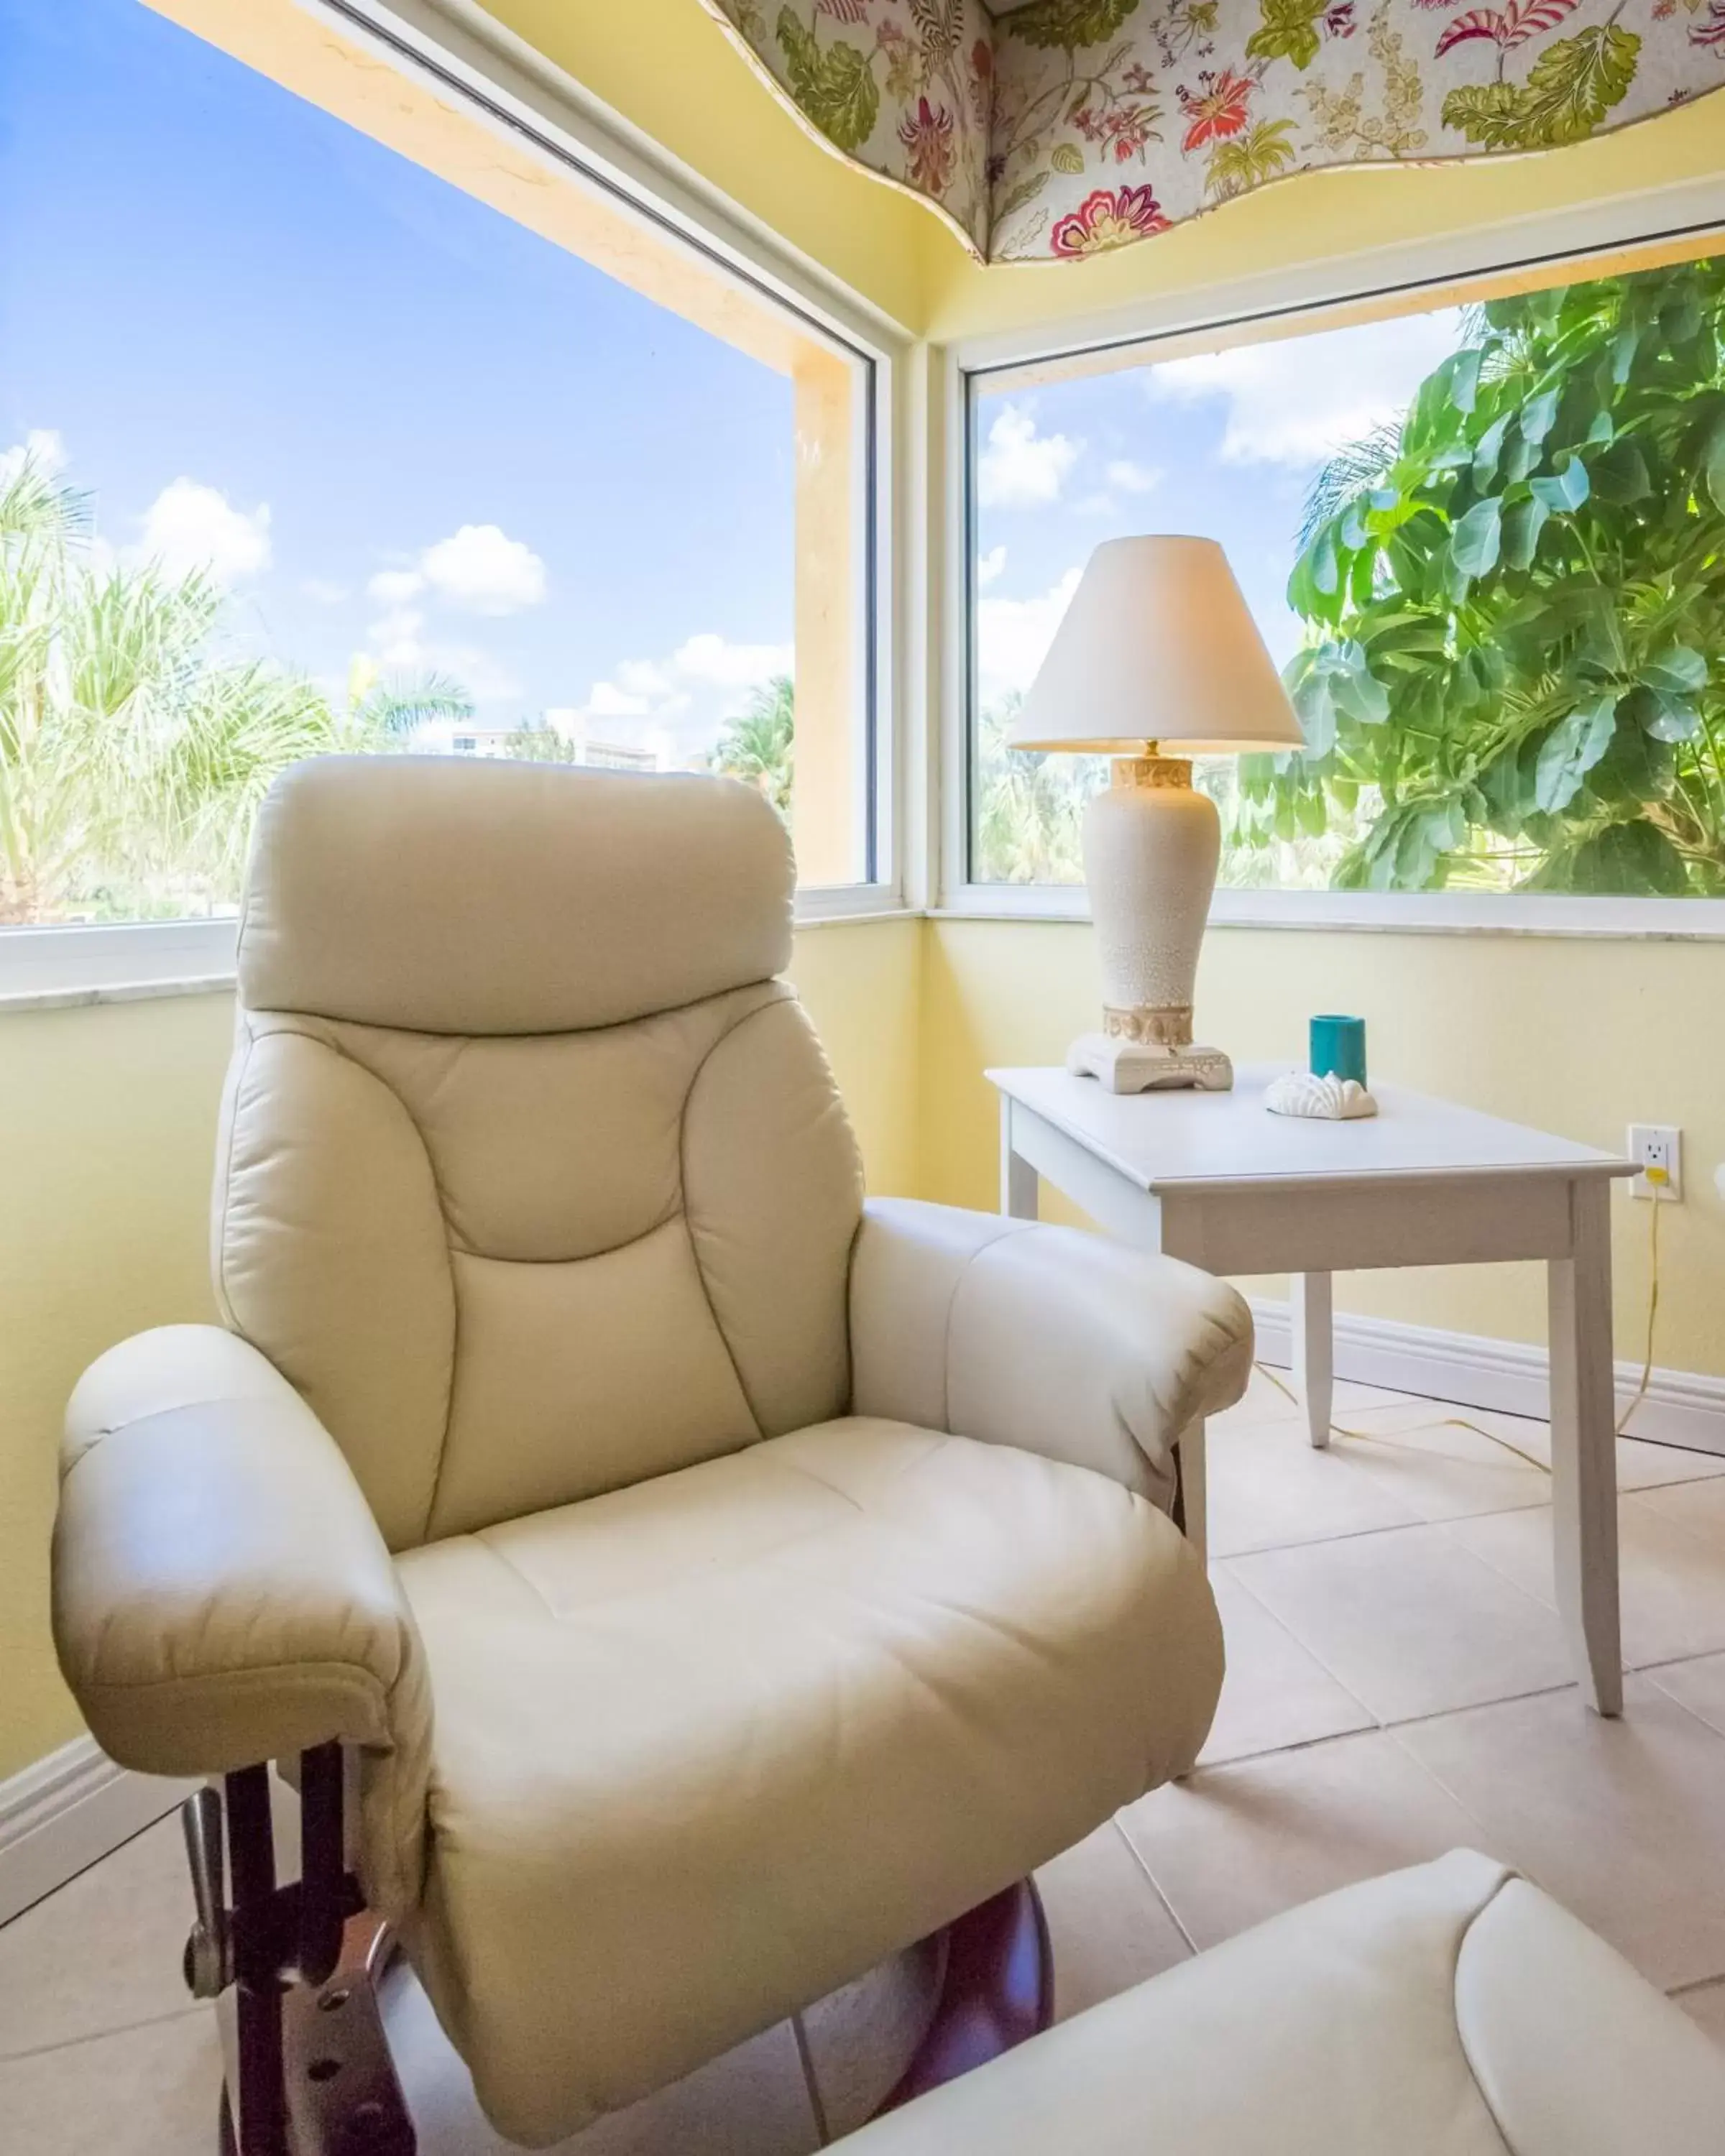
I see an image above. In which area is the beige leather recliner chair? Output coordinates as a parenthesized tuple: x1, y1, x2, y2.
(834, 1851, 1725, 2156)
(51, 759, 1251, 2150)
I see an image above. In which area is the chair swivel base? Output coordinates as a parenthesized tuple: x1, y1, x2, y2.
(202, 1759, 1054, 2154)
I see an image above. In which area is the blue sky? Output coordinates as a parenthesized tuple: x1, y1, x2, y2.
(0, 0, 796, 758)
(974, 306, 1466, 706)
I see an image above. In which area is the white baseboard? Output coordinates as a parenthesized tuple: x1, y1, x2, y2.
(0, 1737, 193, 1927)
(1248, 1299, 1725, 1457)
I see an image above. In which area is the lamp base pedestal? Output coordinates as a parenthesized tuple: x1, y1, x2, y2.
(1066, 1033, 1233, 1095)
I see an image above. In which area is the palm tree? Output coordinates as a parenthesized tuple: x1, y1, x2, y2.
(0, 450, 472, 922)
(972, 696, 1094, 883)
(714, 673, 794, 815)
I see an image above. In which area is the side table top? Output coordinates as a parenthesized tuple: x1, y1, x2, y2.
(988, 1064, 1631, 1197)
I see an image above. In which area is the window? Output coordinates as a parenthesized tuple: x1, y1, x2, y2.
(967, 246, 1725, 911)
(0, 0, 881, 953)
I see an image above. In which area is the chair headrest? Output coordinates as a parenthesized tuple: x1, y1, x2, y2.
(237, 757, 795, 1034)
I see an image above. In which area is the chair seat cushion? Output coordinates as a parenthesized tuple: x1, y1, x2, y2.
(389, 1416, 1221, 2145)
(832, 1849, 1725, 2156)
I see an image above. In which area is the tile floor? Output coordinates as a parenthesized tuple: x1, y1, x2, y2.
(9, 1368, 1725, 2152)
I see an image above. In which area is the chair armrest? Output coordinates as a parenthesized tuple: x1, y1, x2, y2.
(850, 1198, 1253, 1506)
(54, 1325, 428, 1779)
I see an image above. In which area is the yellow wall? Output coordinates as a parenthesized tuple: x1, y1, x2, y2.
(474, 3, 1725, 349)
(0, 918, 921, 1781)
(474, 0, 944, 332)
(921, 918, 1725, 1382)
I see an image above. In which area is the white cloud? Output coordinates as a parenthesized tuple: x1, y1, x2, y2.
(1146, 310, 1466, 468)
(614, 657, 676, 700)
(0, 428, 66, 487)
(671, 632, 794, 688)
(569, 633, 793, 761)
(977, 565, 1082, 704)
(977, 403, 1082, 510)
(420, 522, 546, 614)
(138, 478, 272, 584)
(356, 601, 521, 701)
(367, 567, 425, 605)
(1105, 459, 1163, 494)
(584, 679, 658, 719)
(978, 545, 1007, 587)
(365, 606, 426, 669)
(301, 576, 351, 605)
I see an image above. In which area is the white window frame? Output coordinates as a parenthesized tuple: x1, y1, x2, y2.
(0, 0, 914, 1004)
(940, 176, 1725, 939)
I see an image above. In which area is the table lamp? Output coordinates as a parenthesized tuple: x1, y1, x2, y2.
(1008, 535, 1306, 1094)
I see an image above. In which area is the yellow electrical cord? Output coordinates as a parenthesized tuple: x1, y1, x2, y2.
(1616, 1162, 1665, 1437)
(1256, 1168, 1665, 1462)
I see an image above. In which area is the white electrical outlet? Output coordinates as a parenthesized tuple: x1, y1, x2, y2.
(1628, 1124, 1683, 1201)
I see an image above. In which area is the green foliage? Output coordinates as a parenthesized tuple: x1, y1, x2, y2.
(1245, 0, 1329, 70)
(776, 9, 880, 152)
(972, 697, 1092, 884)
(1246, 257, 1725, 895)
(714, 673, 795, 817)
(1000, 0, 1142, 51)
(1206, 119, 1297, 201)
(0, 450, 472, 923)
(1441, 25, 1639, 149)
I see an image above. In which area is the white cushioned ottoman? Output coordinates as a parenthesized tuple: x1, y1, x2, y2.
(834, 1851, 1725, 2155)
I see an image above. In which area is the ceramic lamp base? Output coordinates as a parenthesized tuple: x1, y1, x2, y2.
(1066, 1033, 1233, 1095)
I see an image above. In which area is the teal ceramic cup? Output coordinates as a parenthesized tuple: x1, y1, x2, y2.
(1310, 1014, 1367, 1087)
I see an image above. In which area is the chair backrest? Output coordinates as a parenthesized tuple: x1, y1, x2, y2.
(214, 757, 863, 1550)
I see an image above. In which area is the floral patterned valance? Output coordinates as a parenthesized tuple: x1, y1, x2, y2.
(703, 0, 1724, 263)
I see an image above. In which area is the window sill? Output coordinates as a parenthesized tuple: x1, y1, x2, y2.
(0, 974, 238, 1017)
(933, 888, 1725, 939)
(0, 892, 919, 1010)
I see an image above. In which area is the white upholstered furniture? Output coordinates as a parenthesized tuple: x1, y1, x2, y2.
(992, 1063, 1634, 1715)
(50, 759, 1252, 2151)
(836, 1850, 1725, 2155)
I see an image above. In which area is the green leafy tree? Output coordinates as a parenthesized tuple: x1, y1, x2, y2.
(1241, 258, 1725, 895)
(0, 450, 472, 921)
(972, 696, 1095, 883)
(714, 673, 795, 816)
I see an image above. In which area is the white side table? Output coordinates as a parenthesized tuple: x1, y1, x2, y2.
(989, 1064, 1634, 1716)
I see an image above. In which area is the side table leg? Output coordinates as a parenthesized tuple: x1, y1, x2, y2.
(1548, 1180, 1623, 1716)
(1292, 1271, 1334, 1449)
(1000, 1103, 1038, 1220)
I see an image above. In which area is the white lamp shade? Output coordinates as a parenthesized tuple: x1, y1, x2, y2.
(1006, 535, 1307, 757)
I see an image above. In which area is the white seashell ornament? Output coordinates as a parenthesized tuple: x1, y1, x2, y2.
(1264, 1070, 1379, 1120)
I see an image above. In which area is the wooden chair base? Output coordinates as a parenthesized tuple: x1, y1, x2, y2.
(876, 1879, 1054, 2116)
(206, 1758, 1052, 2152)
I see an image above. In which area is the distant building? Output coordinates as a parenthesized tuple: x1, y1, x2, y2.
(410, 717, 663, 771)
(577, 740, 657, 772)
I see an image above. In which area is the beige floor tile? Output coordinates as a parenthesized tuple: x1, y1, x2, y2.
(1205, 1422, 1422, 1559)
(1674, 1978, 1725, 2049)
(1228, 1522, 1573, 1723)
(0, 2002, 221, 2156)
(1448, 1493, 1725, 1669)
(1211, 1368, 1411, 1434)
(1645, 1650, 1725, 1735)
(1395, 1677, 1725, 1991)
(1487, 1413, 1725, 1493)
(1200, 1567, 1375, 1765)
(1036, 1821, 1190, 2022)
(1208, 1363, 1307, 1431)
(1638, 1474, 1725, 1547)
(1117, 1728, 1493, 1953)
(0, 1815, 194, 2060)
(383, 1966, 820, 2156)
(1315, 1404, 1552, 1524)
